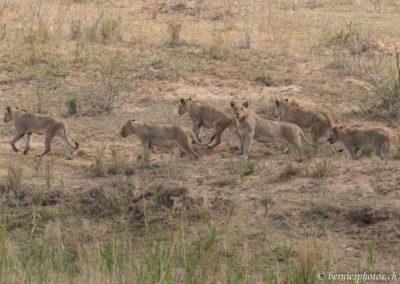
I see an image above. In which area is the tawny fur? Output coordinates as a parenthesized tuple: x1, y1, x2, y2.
(178, 98, 240, 149)
(120, 120, 204, 160)
(328, 126, 390, 160)
(272, 99, 334, 142)
(4, 107, 79, 160)
(230, 101, 311, 159)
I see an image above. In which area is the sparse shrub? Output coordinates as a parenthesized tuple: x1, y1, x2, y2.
(308, 199, 341, 219)
(237, 33, 251, 50)
(44, 161, 53, 191)
(241, 160, 255, 177)
(203, 44, 229, 60)
(323, 22, 373, 56)
(362, 52, 400, 120)
(303, 142, 322, 160)
(290, 242, 320, 283)
(279, 161, 300, 180)
(83, 54, 129, 114)
(88, 12, 103, 42)
(203, 29, 229, 60)
(66, 97, 78, 116)
(94, 151, 105, 177)
(322, 22, 376, 73)
(212, 177, 237, 187)
(101, 16, 123, 44)
(313, 158, 332, 178)
(373, 52, 400, 119)
(166, 21, 182, 46)
(4, 163, 23, 193)
(261, 194, 274, 217)
(70, 19, 82, 41)
(108, 147, 129, 175)
(35, 81, 48, 114)
(253, 72, 275, 86)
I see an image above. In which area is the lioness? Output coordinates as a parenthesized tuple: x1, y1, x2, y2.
(120, 119, 205, 160)
(4, 107, 79, 160)
(272, 99, 334, 143)
(178, 98, 238, 148)
(230, 101, 311, 159)
(328, 126, 390, 160)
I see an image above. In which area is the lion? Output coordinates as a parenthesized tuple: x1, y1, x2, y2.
(4, 106, 79, 160)
(230, 101, 311, 159)
(178, 98, 239, 148)
(328, 126, 390, 160)
(271, 98, 335, 143)
(120, 119, 205, 160)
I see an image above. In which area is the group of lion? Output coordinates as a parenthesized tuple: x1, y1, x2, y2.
(3, 98, 391, 161)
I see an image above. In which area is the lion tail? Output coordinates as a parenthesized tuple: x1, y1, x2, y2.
(300, 130, 312, 145)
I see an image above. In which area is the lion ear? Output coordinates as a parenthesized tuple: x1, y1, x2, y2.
(243, 101, 249, 108)
(6, 106, 11, 112)
(230, 101, 236, 108)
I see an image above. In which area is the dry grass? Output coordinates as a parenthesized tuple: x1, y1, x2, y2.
(0, 0, 399, 282)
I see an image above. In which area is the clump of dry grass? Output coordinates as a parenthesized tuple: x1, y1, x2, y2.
(108, 147, 130, 175)
(313, 158, 333, 178)
(4, 163, 23, 194)
(70, 19, 82, 41)
(93, 151, 106, 177)
(202, 29, 229, 60)
(278, 161, 300, 181)
(166, 21, 182, 46)
(308, 199, 342, 219)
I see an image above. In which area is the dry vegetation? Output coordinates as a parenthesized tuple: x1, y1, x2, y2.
(0, 0, 399, 282)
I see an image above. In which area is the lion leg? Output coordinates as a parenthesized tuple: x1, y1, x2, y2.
(349, 147, 358, 160)
(171, 146, 182, 161)
(192, 123, 203, 143)
(207, 124, 225, 149)
(180, 139, 198, 159)
(11, 131, 25, 152)
(288, 136, 302, 161)
(242, 134, 253, 159)
(234, 129, 244, 155)
(141, 140, 151, 162)
(23, 133, 32, 155)
(377, 142, 390, 160)
(36, 133, 55, 157)
(311, 128, 320, 143)
(59, 128, 75, 160)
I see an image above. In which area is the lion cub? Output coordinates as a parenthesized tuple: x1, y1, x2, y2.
(230, 101, 311, 159)
(272, 98, 334, 143)
(328, 126, 390, 160)
(120, 120, 203, 160)
(178, 98, 238, 148)
(4, 107, 79, 160)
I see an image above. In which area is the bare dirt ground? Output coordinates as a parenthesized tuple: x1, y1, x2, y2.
(0, 0, 399, 282)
